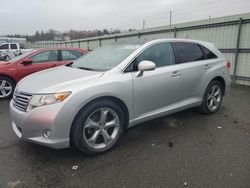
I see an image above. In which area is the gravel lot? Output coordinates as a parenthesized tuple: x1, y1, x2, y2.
(0, 86, 249, 188)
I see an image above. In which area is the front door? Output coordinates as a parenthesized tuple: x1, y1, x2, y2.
(16, 50, 59, 81)
(132, 42, 182, 119)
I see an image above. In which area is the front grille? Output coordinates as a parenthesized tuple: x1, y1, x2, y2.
(13, 91, 32, 112)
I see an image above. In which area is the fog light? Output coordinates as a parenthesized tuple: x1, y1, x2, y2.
(42, 129, 52, 138)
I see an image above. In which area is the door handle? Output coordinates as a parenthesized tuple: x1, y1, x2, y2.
(204, 64, 211, 70)
(171, 71, 181, 78)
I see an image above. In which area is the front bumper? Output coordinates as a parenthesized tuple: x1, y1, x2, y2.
(10, 100, 77, 149)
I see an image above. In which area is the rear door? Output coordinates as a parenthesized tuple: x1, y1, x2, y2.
(59, 50, 83, 65)
(16, 50, 59, 80)
(172, 42, 217, 101)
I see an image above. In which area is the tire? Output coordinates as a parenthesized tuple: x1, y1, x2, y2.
(200, 80, 224, 114)
(71, 100, 127, 155)
(0, 76, 16, 100)
(5, 55, 11, 61)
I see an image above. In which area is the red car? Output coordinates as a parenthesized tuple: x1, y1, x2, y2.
(0, 48, 88, 99)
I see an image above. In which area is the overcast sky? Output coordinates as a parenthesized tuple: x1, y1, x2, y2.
(1, 0, 250, 35)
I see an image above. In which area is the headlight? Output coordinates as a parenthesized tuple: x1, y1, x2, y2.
(27, 91, 71, 112)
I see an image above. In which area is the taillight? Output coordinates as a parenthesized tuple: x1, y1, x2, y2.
(226, 59, 231, 69)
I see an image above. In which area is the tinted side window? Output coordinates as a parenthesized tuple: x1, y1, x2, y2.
(0, 44, 9, 49)
(61, 50, 82, 60)
(135, 43, 175, 68)
(173, 42, 204, 63)
(200, 45, 217, 59)
(31, 50, 58, 63)
(10, 44, 18, 49)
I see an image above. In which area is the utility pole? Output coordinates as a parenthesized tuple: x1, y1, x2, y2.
(169, 11, 172, 36)
(143, 20, 146, 29)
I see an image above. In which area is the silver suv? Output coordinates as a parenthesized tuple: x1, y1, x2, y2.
(10, 39, 231, 154)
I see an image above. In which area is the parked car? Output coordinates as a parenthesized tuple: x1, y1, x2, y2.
(10, 39, 231, 155)
(0, 51, 14, 61)
(0, 43, 32, 56)
(0, 47, 88, 99)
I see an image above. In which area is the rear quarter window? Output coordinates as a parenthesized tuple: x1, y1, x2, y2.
(200, 45, 217, 59)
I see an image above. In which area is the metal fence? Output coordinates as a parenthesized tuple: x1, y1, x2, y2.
(29, 13, 250, 86)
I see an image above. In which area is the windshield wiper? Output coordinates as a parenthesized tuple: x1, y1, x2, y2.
(77, 67, 96, 71)
(65, 62, 73, 67)
(67, 64, 97, 71)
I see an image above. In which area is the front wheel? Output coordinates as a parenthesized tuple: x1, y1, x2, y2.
(0, 76, 16, 100)
(71, 100, 126, 155)
(5, 55, 11, 61)
(200, 80, 224, 114)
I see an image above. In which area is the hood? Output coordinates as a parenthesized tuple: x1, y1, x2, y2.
(17, 66, 104, 93)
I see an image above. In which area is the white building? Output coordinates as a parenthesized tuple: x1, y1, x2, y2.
(0, 37, 27, 45)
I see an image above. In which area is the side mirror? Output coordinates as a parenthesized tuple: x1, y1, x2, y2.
(138, 60, 156, 72)
(21, 58, 32, 65)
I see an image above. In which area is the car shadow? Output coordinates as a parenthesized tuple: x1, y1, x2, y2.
(16, 106, 218, 162)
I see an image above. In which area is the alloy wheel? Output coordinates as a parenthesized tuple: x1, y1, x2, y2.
(206, 84, 222, 111)
(0, 79, 13, 98)
(83, 107, 120, 150)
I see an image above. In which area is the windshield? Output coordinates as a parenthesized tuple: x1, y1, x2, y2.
(72, 44, 140, 71)
(8, 50, 36, 62)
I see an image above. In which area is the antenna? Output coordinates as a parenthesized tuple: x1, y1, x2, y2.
(143, 20, 146, 29)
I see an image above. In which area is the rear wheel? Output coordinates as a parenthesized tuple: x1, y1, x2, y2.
(200, 80, 223, 114)
(71, 100, 126, 155)
(0, 76, 15, 100)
